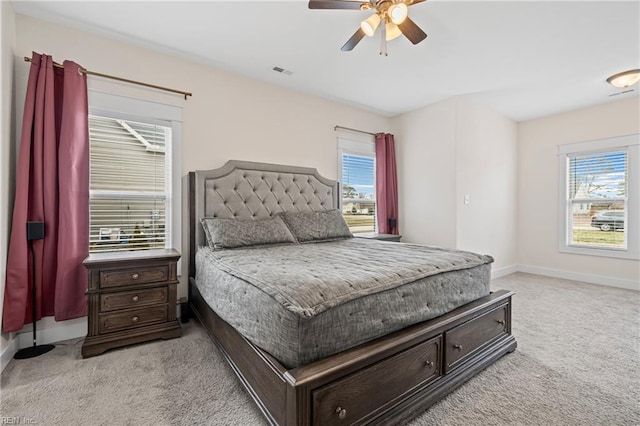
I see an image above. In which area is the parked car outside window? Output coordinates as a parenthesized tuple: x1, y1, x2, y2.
(590, 210, 624, 231)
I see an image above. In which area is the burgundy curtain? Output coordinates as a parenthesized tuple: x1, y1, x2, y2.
(2, 52, 89, 333)
(375, 133, 399, 235)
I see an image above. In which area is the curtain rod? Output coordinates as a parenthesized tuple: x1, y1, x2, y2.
(334, 125, 377, 137)
(24, 56, 192, 100)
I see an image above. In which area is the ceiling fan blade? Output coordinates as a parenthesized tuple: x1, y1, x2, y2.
(398, 17, 427, 45)
(341, 28, 366, 51)
(406, 0, 427, 6)
(308, 1, 368, 10)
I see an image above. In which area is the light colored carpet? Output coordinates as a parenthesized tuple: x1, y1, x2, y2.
(1, 273, 639, 425)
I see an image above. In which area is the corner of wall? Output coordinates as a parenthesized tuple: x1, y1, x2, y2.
(452, 97, 519, 269)
(392, 99, 458, 248)
(1, 333, 17, 372)
(1, 0, 17, 366)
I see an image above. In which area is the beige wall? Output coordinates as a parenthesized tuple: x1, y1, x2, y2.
(392, 97, 519, 272)
(455, 98, 518, 271)
(518, 97, 640, 285)
(1, 0, 16, 358)
(393, 98, 458, 248)
(14, 15, 390, 180)
(9, 14, 391, 335)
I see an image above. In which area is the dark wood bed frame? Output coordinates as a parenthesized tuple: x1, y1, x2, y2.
(187, 163, 517, 426)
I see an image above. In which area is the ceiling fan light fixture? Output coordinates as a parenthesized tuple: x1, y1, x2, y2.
(385, 23, 402, 41)
(361, 13, 381, 37)
(388, 2, 408, 25)
(606, 69, 640, 88)
(308, 0, 427, 53)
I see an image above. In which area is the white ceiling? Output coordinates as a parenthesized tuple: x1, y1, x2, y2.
(11, 0, 640, 121)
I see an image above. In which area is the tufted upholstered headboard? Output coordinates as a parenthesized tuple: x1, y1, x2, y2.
(188, 160, 339, 278)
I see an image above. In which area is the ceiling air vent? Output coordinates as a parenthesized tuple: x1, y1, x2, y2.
(608, 88, 635, 97)
(272, 66, 293, 76)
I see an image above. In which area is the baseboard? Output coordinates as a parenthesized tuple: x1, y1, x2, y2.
(1, 334, 18, 372)
(14, 306, 179, 349)
(491, 264, 518, 280)
(518, 265, 639, 291)
(16, 317, 87, 349)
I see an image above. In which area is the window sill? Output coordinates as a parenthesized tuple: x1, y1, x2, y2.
(559, 244, 639, 260)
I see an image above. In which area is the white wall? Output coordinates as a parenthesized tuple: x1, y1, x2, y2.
(518, 97, 640, 287)
(392, 97, 519, 273)
(7, 14, 391, 339)
(1, 0, 17, 367)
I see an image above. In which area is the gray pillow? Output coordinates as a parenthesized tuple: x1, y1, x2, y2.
(200, 216, 296, 250)
(279, 210, 353, 243)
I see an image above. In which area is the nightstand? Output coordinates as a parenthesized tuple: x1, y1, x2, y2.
(354, 233, 402, 242)
(81, 249, 182, 358)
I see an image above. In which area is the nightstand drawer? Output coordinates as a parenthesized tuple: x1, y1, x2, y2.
(99, 306, 168, 334)
(99, 265, 170, 289)
(100, 287, 168, 312)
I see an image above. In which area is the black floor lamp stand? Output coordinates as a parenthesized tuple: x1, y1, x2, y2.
(14, 221, 55, 360)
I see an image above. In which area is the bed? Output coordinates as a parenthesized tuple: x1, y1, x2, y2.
(188, 160, 517, 425)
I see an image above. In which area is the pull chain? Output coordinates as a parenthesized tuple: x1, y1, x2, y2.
(379, 18, 388, 56)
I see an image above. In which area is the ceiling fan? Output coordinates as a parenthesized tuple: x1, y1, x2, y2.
(308, 0, 428, 55)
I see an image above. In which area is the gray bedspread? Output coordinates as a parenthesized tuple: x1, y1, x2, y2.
(199, 238, 492, 318)
(196, 238, 493, 367)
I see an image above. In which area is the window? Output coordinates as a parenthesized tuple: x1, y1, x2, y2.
(88, 92, 182, 254)
(338, 137, 376, 233)
(559, 134, 639, 259)
(89, 116, 170, 252)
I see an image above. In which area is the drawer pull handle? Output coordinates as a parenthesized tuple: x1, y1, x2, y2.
(132, 295, 139, 302)
(453, 344, 463, 351)
(336, 407, 347, 420)
(497, 319, 505, 325)
(131, 273, 139, 280)
(425, 360, 434, 368)
(132, 316, 139, 323)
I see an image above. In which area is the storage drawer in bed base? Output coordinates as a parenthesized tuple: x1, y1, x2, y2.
(444, 303, 509, 373)
(190, 280, 517, 426)
(312, 335, 441, 426)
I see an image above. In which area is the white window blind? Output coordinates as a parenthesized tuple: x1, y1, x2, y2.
(566, 149, 627, 250)
(89, 115, 170, 253)
(340, 152, 376, 233)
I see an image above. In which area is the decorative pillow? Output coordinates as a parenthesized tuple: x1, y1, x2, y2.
(200, 216, 296, 250)
(279, 209, 353, 243)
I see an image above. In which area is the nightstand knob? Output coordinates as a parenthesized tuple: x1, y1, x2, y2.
(132, 316, 139, 323)
(425, 360, 434, 368)
(497, 319, 505, 326)
(131, 273, 139, 280)
(335, 407, 347, 420)
(454, 344, 463, 351)
(132, 295, 139, 302)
